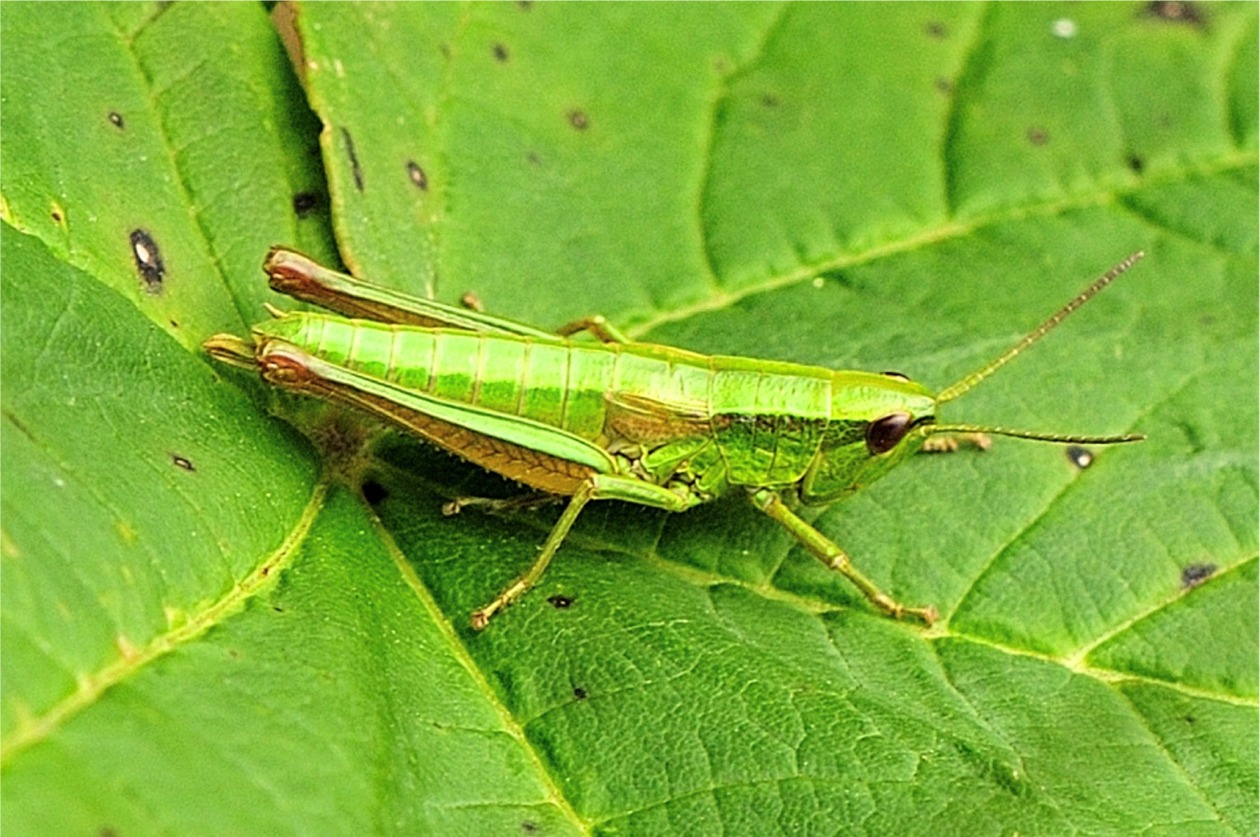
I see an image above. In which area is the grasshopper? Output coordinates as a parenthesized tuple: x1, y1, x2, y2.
(206, 248, 1145, 629)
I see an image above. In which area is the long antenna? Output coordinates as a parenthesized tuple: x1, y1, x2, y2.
(936, 251, 1145, 404)
(928, 422, 1145, 445)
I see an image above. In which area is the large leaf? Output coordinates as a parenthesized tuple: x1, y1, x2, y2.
(3, 3, 1256, 834)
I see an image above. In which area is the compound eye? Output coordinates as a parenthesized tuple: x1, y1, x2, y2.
(866, 411, 913, 455)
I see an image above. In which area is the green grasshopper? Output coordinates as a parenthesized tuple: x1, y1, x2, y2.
(206, 248, 1145, 629)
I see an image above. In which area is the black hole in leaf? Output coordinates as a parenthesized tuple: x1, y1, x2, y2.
(547, 594, 574, 610)
(361, 479, 389, 505)
(292, 192, 320, 217)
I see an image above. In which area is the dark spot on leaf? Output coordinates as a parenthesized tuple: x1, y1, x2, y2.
(51, 208, 63, 223)
(1184, 714, 1196, 724)
(761, 94, 780, 108)
(1144, 1, 1205, 24)
(342, 127, 364, 191)
(520, 822, 539, 834)
(169, 319, 179, 329)
(517, 0, 532, 9)
(4, 409, 35, 444)
(880, 371, 910, 382)
(493, 43, 509, 62)
(567, 110, 589, 131)
(573, 687, 588, 700)
(108, 111, 124, 129)
(1026, 126, 1050, 146)
(1065, 446, 1093, 469)
(924, 20, 948, 38)
(1181, 562, 1216, 588)
(172, 454, 196, 472)
(547, 594, 574, 610)
(1126, 154, 1145, 174)
(526, 150, 541, 166)
(130, 228, 165, 293)
(406, 160, 428, 190)
(292, 191, 321, 217)
(260, 566, 271, 577)
(361, 479, 389, 505)
(273, 605, 285, 613)
(935, 77, 953, 94)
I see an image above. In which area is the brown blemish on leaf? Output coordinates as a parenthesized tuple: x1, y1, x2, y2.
(342, 127, 364, 191)
(1064, 446, 1093, 469)
(1143, 1, 1205, 24)
(406, 160, 428, 190)
(129, 229, 165, 293)
(1181, 562, 1216, 588)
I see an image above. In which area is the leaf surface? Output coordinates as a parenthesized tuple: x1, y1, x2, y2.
(3, 3, 1256, 835)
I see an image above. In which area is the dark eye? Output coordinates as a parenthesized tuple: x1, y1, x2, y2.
(866, 411, 912, 455)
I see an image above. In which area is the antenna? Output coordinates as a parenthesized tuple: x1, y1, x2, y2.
(936, 251, 1145, 405)
(927, 422, 1145, 445)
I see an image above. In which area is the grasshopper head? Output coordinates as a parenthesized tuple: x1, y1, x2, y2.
(800, 252, 1148, 505)
(799, 371, 938, 504)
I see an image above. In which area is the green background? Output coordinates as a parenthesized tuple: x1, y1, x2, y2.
(2, 3, 1256, 835)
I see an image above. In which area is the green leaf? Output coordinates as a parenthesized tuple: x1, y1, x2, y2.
(3, 3, 1256, 835)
